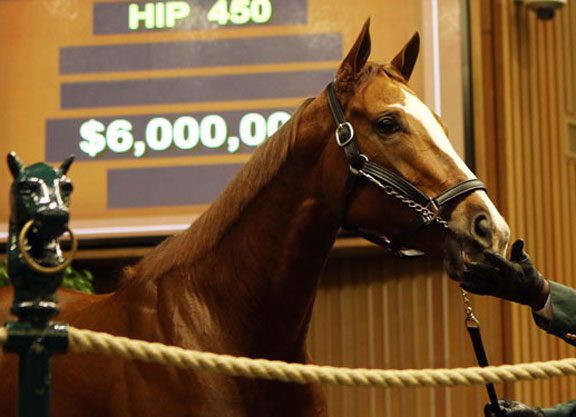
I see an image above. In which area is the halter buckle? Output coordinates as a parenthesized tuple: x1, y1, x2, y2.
(349, 154, 368, 175)
(335, 122, 354, 147)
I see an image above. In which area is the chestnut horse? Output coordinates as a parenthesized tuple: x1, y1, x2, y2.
(0, 21, 509, 417)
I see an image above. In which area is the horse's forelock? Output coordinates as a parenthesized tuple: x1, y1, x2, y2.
(335, 62, 406, 95)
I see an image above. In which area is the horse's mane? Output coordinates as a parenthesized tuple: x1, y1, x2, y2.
(184, 101, 311, 254)
(124, 98, 314, 283)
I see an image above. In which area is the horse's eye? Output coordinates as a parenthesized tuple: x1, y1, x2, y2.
(375, 116, 402, 136)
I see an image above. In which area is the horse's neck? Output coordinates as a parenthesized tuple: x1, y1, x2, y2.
(205, 163, 338, 356)
(126, 96, 339, 359)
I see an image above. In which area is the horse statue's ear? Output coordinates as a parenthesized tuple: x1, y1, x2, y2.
(59, 155, 75, 175)
(336, 18, 371, 84)
(7, 152, 23, 178)
(390, 32, 420, 82)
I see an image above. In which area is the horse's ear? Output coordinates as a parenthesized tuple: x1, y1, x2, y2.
(7, 152, 23, 178)
(390, 32, 420, 82)
(336, 18, 371, 83)
(59, 155, 75, 175)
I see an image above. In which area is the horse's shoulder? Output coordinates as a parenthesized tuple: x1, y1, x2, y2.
(0, 287, 14, 322)
(57, 287, 102, 306)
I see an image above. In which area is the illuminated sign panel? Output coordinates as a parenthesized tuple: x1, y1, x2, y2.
(93, 0, 306, 34)
(59, 70, 334, 108)
(60, 34, 340, 73)
(46, 108, 292, 161)
(2, 0, 463, 240)
(51, 1, 337, 213)
(107, 164, 244, 208)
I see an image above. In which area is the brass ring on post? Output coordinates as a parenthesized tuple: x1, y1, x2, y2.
(17, 220, 78, 274)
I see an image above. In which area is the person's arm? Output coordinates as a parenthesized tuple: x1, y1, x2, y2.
(462, 240, 576, 346)
(540, 399, 576, 417)
(535, 280, 576, 347)
(461, 242, 576, 417)
(484, 399, 576, 417)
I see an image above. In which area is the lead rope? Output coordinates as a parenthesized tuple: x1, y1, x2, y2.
(460, 288, 506, 417)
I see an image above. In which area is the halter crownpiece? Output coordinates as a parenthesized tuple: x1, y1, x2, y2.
(326, 82, 487, 257)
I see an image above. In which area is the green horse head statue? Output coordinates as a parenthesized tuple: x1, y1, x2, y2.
(7, 152, 76, 320)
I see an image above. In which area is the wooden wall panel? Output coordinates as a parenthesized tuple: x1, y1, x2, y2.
(307, 253, 505, 417)
(472, 0, 576, 409)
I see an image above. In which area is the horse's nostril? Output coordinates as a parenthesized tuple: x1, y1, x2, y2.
(473, 213, 492, 240)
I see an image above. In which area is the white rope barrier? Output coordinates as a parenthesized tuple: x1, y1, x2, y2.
(2, 326, 576, 388)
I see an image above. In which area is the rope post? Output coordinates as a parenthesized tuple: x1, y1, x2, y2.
(3, 322, 68, 417)
(4, 226, 70, 417)
(3, 154, 73, 417)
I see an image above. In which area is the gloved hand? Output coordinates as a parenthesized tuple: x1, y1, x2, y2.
(484, 399, 544, 417)
(461, 240, 549, 310)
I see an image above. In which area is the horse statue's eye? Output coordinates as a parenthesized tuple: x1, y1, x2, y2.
(375, 116, 402, 136)
(60, 181, 74, 194)
(17, 181, 39, 194)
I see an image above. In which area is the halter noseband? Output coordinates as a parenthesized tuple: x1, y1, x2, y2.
(326, 82, 486, 257)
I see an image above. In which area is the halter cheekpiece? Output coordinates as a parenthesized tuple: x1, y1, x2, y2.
(326, 82, 487, 257)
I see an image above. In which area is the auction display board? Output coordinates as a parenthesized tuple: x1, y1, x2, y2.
(0, 0, 464, 240)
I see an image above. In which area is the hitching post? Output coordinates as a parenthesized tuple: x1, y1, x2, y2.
(3, 153, 75, 417)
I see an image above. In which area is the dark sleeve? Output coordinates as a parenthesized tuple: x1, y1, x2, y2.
(533, 281, 576, 347)
(541, 399, 576, 417)
(531, 281, 576, 417)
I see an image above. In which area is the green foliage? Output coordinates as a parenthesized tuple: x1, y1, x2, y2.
(0, 260, 94, 294)
(61, 266, 95, 294)
(0, 261, 9, 287)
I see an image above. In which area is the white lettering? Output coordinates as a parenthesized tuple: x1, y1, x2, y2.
(128, 3, 156, 30)
(166, 2, 191, 27)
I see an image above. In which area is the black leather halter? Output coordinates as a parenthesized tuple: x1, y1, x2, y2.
(326, 82, 487, 257)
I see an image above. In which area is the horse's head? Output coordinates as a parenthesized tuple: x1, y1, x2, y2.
(8, 152, 74, 242)
(319, 20, 509, 276)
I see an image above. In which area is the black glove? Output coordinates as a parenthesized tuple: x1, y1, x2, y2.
(461, 240, 547, 309)
(484, 400, 544, 417)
